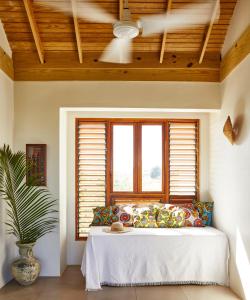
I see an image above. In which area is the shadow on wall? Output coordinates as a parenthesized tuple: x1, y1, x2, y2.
(233, 98, 247, 145)
(0, 202, 15, 287)
(0, 201, 4, 287)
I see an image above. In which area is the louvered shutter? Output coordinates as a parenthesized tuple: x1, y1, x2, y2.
(76, 122, 106, 238)
(169, 121, 199, 200)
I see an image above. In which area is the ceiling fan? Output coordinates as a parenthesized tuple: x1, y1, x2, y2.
(39, 0, 220, 64)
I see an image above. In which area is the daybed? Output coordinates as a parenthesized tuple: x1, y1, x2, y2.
(81, 226, 229, 291)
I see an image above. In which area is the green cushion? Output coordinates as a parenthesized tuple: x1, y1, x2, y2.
(91, 206, 119, 226)
(133, 206, 158, 228)
(157, 205, 185, 228)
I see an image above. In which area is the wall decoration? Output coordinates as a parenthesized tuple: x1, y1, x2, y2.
(223, 116, 235, 145)
(26, 144, 47, 186)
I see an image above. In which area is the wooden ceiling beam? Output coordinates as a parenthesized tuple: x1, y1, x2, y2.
(71, 0, 83, 63)
(159, 0, 172, 64)
(13, 51, 220, 81)
(23, 0, 44, 64)
(221, 25, 250, 81)
(0, 46, 14, 79)
(199, 0, 220, 64)
(14, 68, 220, 82)
(119, 0, 123, 20)
(13, 51, 220, 69)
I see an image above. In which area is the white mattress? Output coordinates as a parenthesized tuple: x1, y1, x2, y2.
(81, 226, 229, 291)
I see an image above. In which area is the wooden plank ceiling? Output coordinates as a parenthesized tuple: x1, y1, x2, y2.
(0, 0, 237, 81)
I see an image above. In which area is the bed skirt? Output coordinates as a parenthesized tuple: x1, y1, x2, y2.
(100, 281, 218, 287)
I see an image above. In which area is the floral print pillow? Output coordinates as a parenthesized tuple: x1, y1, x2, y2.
(133, 206, 158, 228)
(157, 205, 185, 228)
(193, 201, 213, 226)
(180, 204, 204, 227)
(91, 206, 119, 226)
(113, 205, 134, 227)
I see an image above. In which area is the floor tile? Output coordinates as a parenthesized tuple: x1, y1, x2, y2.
(135, 285, 188, 300)
(0, 266, 241, 300)
(86, 286, 136, 300)
(0, 283, 41, 300)
(181, 285, 241, 300)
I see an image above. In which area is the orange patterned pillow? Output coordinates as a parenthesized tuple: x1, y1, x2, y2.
(180, 204, 204, 227)
(163, 204, 203, 227)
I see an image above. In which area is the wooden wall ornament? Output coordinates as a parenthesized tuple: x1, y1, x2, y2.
(26, 144, 47, 186)
(223, 116, 235, 145)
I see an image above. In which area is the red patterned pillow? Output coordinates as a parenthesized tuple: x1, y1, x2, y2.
(113, 205, 134, 227)
(179, 204, 204, 227)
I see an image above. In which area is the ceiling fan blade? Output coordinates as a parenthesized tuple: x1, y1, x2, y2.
(38, 0, 116, 24)
(140, 0, 220, 36)
(99, 38, 132, 64)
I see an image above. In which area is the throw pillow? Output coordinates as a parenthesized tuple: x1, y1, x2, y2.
(133, 206, 158, 228)
(157, 205, 185, 228)
(113, 205, 134, 227)
(180, 204, 204, 227)
(193, 201, 214, 226)
(91, 206, 119, 226)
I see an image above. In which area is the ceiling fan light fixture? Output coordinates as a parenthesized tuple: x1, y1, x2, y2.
(113, 21, 139, 39)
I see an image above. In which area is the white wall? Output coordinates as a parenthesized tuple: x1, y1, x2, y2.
(0, 22, 14, 289)
(14, 81, 220, 110)
(209, 1, 250, 298)
(209, 56, 250, 299)
(14, 81, 219, 276)
(66, 110, 210, 264)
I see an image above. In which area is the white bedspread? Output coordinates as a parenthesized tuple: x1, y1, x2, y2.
(81, 226, 229, 291)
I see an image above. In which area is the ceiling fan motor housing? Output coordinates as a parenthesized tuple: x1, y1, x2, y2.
(113, 21, 139, 39)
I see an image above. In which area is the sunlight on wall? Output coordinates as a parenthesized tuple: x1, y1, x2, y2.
(236, 228, 250, 299)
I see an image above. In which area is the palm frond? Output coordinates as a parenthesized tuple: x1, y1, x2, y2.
(0, 145, 58, 244)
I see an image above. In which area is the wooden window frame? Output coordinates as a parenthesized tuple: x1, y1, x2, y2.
(75, 118, 200, 240)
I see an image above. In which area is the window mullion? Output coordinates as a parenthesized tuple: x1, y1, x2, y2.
(165, 121, 169, 203)
(106, 121, 111, 205)
(134, 123, 140, 193)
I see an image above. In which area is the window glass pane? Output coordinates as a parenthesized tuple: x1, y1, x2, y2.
(113, 125, 134, 191)
(142, 125, 162, 191)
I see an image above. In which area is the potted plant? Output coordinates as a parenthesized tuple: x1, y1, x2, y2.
(0, 145, 57, 285)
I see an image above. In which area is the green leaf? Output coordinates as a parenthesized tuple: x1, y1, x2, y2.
(0, 145, 58, 243)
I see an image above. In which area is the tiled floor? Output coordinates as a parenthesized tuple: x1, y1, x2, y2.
(0, 266, 241, 300)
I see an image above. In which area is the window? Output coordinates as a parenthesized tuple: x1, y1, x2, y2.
(76, 122, 106, 239)
(76, 119, 199, 239)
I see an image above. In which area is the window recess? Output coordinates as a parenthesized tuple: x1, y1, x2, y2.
(75, 119, 199, 240)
